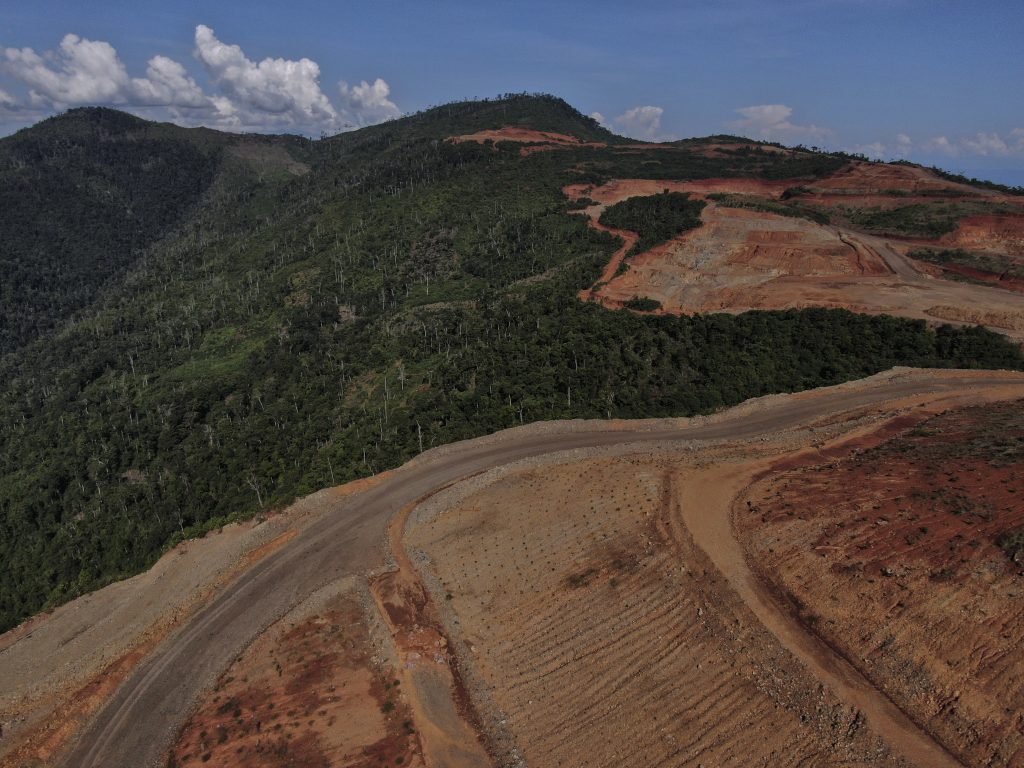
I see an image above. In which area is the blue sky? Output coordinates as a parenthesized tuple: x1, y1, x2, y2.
(2, 0, 1022, 184)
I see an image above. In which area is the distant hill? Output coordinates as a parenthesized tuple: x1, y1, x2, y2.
(0, 94, 1020, 632)
(0, 108, 317, 355)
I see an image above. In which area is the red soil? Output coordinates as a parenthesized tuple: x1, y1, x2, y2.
(908, 257, 1024, 293)
(737, 399, 1024, 766)
(807, 161, 985, 198)
(169, 594, 423, 768)
(937, 214, 1024, 256)
(687, 141, 794, 157)
(564, 179, 1024, 335)
(779, 161, 1024, 212)
(565, 177, 793, 207)
(368, 498, 492, 768)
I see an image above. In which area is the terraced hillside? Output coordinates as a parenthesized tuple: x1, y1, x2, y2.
(406, 454, 903, 767)
(393, 370, 1024, 768)
(564, 170, 1024, 335)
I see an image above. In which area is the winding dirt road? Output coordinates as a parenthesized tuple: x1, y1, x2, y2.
(60, 369, 1024, 767)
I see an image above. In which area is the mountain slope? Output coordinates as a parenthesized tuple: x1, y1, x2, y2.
(0, 95, 1021, 632)
(0, 107, 314, 355)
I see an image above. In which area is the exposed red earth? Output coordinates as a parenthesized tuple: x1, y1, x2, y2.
(736, 398, 1024, 766)
(938, 214, 1024, 255)
(400, 371, 1024, 767)
(448, 128, 607, 156)
(802, 161, 999, 203)
(688, 140, 794, 157)
(565, 172, 1024, 337)
(3, 369, 1021, 767)
(0, 476, 389, 768)
(169, 589, 423, 768)
(6, 128, 1024, 768)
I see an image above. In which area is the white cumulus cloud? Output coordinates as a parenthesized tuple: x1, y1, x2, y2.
(0, 27, 402, 136)
(131, 55, 208, 107)
(850, 130, 1024, 160)
(729, 104, 831, 143)
(193, 24, 339, 130)
(961, 131, 1009, 156)
(3, 34, 130, 104)
(338, 78, 401, 126)
(2, 34, 209, 111)
(614, 105, 665, 141)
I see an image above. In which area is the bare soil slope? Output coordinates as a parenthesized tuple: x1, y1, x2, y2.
(406, 450, 904, 767)
(0, 478, 386, 768)
(169, 584, 422, 768)
(737, 399, 1024, 767)
(10, 369, 1024, 768)
(567, 179, 1024, 337)
(399, 372, 1024, 767)
(448, 128, 606, 155)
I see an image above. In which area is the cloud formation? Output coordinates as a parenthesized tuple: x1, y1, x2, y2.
(2, 34, 208, 109)
(729, 104, 831, 143)
(849, 129, 1024, 160)
(0, 27, 401, 135)
(590, 106, 669, 141)
(193, 24, 339, 130)
(338, 78, 401, 126)
(615, 106, 665, 140)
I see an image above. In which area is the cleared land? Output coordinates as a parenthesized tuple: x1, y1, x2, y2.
(400, 373, 1024, 767)
(565, 168, 1024, 337)
(406, 451, 905, 766)
(169, 583, 422, 768)
(5, 369, 1024, 767)
(449, 128, 607, 155)
(737, 399, 1024, 766)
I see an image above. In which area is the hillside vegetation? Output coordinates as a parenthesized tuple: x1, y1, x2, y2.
(599, 191, 706, 253)
(1, 94, 1021, 632)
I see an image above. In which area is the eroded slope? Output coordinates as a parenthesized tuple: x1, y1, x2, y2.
(169, 585, 422, 768)
(405, 451, 904, 767)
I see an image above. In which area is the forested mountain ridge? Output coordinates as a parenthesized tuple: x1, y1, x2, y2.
(1, 93, 1021, 632)
(0, 107, 315, 355)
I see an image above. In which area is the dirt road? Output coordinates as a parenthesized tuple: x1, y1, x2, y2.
(681, 437, 967, 766)
(60, 369, 1024, 767)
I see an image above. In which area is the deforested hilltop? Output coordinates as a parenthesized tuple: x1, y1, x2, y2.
(1, 93, 1022, 632)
